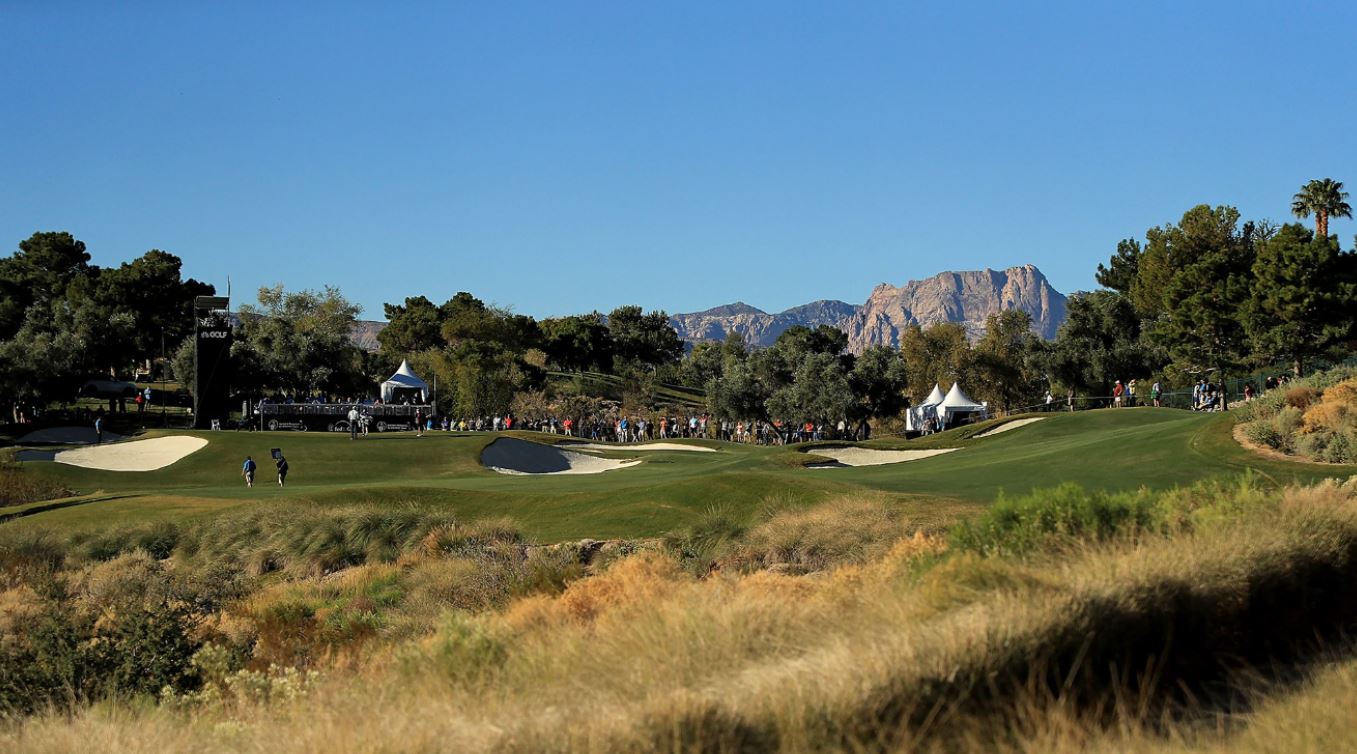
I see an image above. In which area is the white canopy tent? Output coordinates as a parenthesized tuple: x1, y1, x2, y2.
(905, 383, 947, 432)
(380, 361, 430, 404)
(938, 382, 987, 426)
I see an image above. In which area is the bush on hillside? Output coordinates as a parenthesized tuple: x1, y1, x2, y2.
(1239, 368, 1357, 463)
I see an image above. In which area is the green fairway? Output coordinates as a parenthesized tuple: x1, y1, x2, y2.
(6, 408, 1352, 541)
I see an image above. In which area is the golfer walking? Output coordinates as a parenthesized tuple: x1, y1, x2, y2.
(275, 454, 289, 487)
(242, 456, 257, 487)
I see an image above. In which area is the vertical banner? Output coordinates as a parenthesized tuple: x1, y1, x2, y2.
(193, 296, 233, 430)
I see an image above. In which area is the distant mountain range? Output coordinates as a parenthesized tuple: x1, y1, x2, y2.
(348, 264, 1068, 354)
(670, 264, 1067, 352)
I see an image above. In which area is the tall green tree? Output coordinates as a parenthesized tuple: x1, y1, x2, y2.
(1095, 238, 1142, 294)
(898, 322, 972, 402)
(1156, 206, 1255, 402)
(848, 346, 909, 421)
(1292, 178, 1352, 239)
(539, 313, 612, 372)
(233, 285, 364, 396)
(1245, 223, 1355, 376)
(377, 296, 444, 362)
(1047, 290, 1154, 398)
(766, 352, 854, 424)
(95, 249, 214, 364)
(972, 310, 1044, 412)
(0, 231, 91, 339)
(607, 305, 683, 369)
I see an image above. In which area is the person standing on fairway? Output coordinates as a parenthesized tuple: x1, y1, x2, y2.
(242, 456, 257, 487)
(347, 406, 359, 440)
(276, 454, 289, 486)
(415, 408, 424, 437)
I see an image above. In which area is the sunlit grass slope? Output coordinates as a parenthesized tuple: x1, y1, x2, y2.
(6, 409, 1350, 541)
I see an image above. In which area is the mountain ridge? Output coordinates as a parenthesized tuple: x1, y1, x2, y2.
(670, 264, 1066, 352)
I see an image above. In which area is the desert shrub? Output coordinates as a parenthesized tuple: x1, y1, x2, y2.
(1323, 432, 1357, 464)
(0, 529, 65, 586)
(663, 504, 747, 573)
(724, 496, 919, 572)
(949, 483, 1168, 556)
(1244, 419, 1284, 450)
(0, 589, 201, 716)
(412, 610, 510, 684)
(0, 462, 71, 507)
(1285, 385, 1321, 410)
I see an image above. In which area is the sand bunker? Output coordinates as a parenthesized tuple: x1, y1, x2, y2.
(973, 417, 1045, 438)
(483, 437, 642, 475)
(559, 442, 717, 453)
(52, 435, 208, 471)
(19, 426, 126, 445)
(805, 447, 959, 468)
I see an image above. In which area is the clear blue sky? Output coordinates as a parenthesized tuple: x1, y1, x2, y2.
(3, 1, 1354, 321)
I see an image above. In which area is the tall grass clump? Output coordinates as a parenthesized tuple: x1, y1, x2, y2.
(0, 462, 71, 507)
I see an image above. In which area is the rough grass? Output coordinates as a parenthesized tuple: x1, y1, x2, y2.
(0, 462, 71, 508)
(7, 478, 1357, 750)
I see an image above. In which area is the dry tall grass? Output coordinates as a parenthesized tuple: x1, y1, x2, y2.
(6, 478, 1357, 751)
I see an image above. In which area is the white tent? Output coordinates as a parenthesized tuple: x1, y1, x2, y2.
(906, 383, 947, 432)
(938, 382, 987, 425)
(380, 360, 430, 403)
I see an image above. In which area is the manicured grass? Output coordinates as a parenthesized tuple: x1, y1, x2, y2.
(6, 408, 1352, 541)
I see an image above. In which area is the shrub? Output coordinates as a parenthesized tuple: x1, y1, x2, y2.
(949, 483, 1168, 556)
(724, 496, 919, 572)
(1285, 385, 1321, 410)
(1244, 420, 1283, 450)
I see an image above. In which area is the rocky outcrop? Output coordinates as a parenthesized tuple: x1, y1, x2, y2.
(844, 264, 1067, 348)
(672, 265, 1066, 351)
(668, 300, 860, 348)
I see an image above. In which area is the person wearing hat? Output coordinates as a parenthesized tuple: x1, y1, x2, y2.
(1112, 380, 1124, 408)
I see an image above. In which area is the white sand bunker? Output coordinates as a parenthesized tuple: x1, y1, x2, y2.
(560, 442, 717, 453)
(20, 426, 125, 445)
(806, 447, 959, 468)
(53, 435, 208, 471)
(973, 417, 1046, 438)
(483, 437, 642, 475)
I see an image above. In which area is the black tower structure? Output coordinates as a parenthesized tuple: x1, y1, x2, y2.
(192, 295, 233, 429)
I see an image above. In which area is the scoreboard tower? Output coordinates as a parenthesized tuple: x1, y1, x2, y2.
(192, 295, 233, 430)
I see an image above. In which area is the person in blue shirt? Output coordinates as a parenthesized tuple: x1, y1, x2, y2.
(242, 456, 257, 487)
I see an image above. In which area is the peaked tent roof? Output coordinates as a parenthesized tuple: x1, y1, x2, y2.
(920, 383, 946, 406)
(385, 360, 428, 388)
(380, 360, 430, 402)
(939, 382, 984, 411)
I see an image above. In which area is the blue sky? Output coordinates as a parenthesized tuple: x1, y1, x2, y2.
(3, 1, 1354, 320)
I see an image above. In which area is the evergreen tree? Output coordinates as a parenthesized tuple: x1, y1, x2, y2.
(1245, 224, 1354, 376)
(1095, 238, 1142, 294)
(1157, 206, 1255, 405)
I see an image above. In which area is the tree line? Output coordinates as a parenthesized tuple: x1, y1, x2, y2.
(3, 178, 1353, 427)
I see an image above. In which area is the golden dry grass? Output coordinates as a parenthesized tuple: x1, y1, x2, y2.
(6, 480, 1357, 752)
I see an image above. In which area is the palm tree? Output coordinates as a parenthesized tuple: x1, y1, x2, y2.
(1291, 178, 1352, 238)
